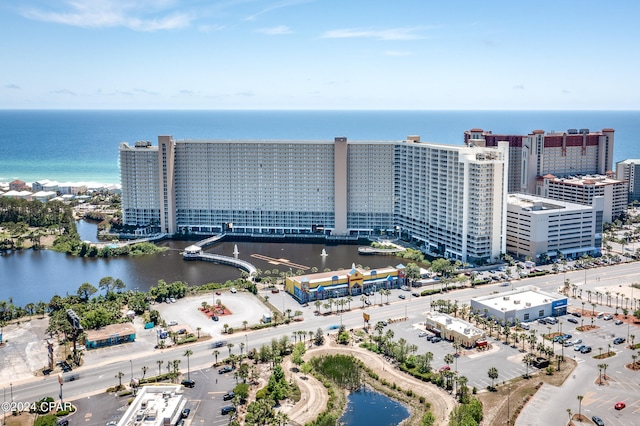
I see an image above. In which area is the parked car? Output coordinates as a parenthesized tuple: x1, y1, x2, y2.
(430, 336, 442, 343)
(212, 315, 219, 321)
(614, 319, 623, 325)
(181, 379, 195, 388)
(215, 291, 222, 295)
(418, 331, 428, 337)
(398, 294, 406, 299)
(613, 337, 626, 345)
(520, 323, 530, 330)
(571, 311, 582, 317)
(221, 406, 236, 415)
(223, 391, 235, 401)
(218, 365, 234, 374)
(170, 297, 177, 303)
(574, 345, 585, 352)
(168, 320, 178, 326)
(439, 365, 451, 371)
(580, 346, 592, 354)
(567, 318, 578, 324)
(614, 401, 626, 410)
(573, 339, 582, 345)
(591, 415, 605, 426)
(230, 287, 237, 293)
(181, 408, 191, 418)
(412, 292, 420, 297)
(603, 314, 613, 321)
(563, 340, 574, 347)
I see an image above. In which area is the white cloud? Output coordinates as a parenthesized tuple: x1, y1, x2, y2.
(5, 84, 21, 89)
(513, 85, 525, 90)
(22, 0, 192, 31)
(321, 27, 426, 41)
(256, 25, 292, 35)
(50, 89, 77, 96)
(245, 0, 311, 22)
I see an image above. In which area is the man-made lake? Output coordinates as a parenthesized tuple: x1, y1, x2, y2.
(340, 387, 410, 426)
(1, 222, 401, 306)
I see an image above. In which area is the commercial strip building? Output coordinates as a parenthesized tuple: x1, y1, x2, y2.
(616, 158, 640, 203)
(120, 136, 509, 264)
(117, 385, 186, 426)
(506, 194, 599, 260)
(84, 323, 136, 350)
(535, 173, 628, 222)
(464, 128, 614, 194)
(285, 265, 406, 303)
(424, 312, 485, 348)
(470, 285, 568, 325)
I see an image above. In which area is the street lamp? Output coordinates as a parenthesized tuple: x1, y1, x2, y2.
(130, 359, 133, 382)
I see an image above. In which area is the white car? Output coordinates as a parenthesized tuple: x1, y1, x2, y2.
(418, 331, 428, 337)
(230, 287, 237, 293)
(168, 320, 178, 326)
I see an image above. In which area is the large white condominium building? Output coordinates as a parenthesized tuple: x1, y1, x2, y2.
(464, 128, 615, 194)
(506, 194, 599, 260)
(120, 136, 509, 263)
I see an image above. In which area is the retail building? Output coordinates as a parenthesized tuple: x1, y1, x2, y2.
(424, 312, 485, 348)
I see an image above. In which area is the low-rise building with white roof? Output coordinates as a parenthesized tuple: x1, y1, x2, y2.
(117, 385, 186, 426)
(470, 285, 568, 325)
(424, 312, 485, 348)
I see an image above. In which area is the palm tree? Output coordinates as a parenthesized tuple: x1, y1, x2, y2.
(156, 360, 163, 376)
(183, 349, 193, 380)
(444, 353, 454, 367)
(115, 371, 125, 389)
(141, 365, 148, 380)
(240, 342, 245, 358)
(487, 367, 499, 390)
(227, 342, 235, 356)
(196, 327, 201, 338)
(577, 395, 584, 420)
(243, 320, 248, 330)
(213, 350, 220, 365)
(602, 363, 608, 380)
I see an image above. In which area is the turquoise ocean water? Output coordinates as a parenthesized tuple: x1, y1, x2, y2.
(1, 110, 639, 185)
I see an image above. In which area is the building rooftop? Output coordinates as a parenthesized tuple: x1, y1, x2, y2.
(117, 385, 185, 426)
(541, 174, 625, 187)
(425, 312, 483, 338)
(472, 285, 565, 313)
(85, 322, 136, 342)
(507, 193, 592, 212)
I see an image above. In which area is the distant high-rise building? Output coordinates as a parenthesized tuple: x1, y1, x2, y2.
(535, 172, 628, 223)
(464, 128, 614, 194)
(616, 159, 640, 204)
(120, 136, 509, 263)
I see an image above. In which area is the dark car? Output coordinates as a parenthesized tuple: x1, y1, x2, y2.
(218, 365, 234, 374)
(567, 318, 578, 324)
(223, 391, 235, 401)
(412, 292, 420, 297)
(613, 337, 626, 345)
(212, 315, 219, 321)
(213, 340, 227, 348)
(398, 294, 406, 299)
(181, 379, 195, 388)
(571, 311, 582, 317)
(591, 415, 604, 426)
(430, 336, 442, 343)
(182, 408, 191, 418)
(580, 346, 592, 354)
(221, 406, 236, 415)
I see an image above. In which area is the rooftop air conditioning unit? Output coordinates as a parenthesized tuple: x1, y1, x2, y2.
(526, 303, 531, 307)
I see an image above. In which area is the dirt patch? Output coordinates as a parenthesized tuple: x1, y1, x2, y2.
(479, 357, 577, 426)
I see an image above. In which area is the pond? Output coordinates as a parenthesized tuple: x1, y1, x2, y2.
(340, 387, 410, 426)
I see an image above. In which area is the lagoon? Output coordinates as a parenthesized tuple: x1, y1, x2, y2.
(340, 387, 410, 426)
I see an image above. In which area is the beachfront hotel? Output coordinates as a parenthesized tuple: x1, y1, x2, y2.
(120, 136, 509, 264)
(464, 128, 615, 194)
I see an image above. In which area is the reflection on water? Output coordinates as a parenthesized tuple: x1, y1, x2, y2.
(340, 387, 410, 426)
(1, 223, 401, 306)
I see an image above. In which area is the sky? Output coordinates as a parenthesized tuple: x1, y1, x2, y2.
(1, 0, 639, 110)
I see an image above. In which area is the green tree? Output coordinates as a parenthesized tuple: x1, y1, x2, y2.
(487, 367, 498, 390)
(183, 349, 193, 380)
(77, 282, 97, 301)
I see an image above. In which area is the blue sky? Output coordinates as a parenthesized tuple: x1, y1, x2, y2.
(1, 0, 639, 110)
